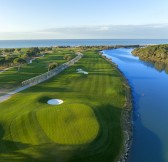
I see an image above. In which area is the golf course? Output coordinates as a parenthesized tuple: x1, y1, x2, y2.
(0, 47, 131, 162)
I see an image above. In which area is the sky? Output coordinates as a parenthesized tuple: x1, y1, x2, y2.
(0, 0, 168, 39)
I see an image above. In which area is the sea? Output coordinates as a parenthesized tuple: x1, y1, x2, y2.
(0, 39, 168, 48)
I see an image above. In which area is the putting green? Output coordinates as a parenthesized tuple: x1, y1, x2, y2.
(36, 103, 99, 144)
(10, 104, 99, 146)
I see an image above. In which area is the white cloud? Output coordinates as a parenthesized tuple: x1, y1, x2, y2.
(98, 26, 110, 31)
(0, 24, 168, 39)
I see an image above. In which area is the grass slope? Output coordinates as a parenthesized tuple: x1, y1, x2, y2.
(0, 49, 128, 162)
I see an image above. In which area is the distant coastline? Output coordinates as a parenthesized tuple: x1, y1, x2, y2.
(0, 39, 168, 48)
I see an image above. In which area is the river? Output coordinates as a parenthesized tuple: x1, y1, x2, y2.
(102, 48, 168, 162)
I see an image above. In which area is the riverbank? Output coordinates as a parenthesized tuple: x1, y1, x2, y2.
(116, 66, 133, 162)
(99, 51, 133, 162)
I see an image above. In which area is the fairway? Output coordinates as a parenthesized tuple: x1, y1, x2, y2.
(0, 48, 129, 162)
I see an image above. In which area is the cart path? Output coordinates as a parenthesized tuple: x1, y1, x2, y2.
(0, 53, 83, 103)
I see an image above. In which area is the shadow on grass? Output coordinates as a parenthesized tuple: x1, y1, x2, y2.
(0, 103, 164, 162)
(27, 85, 69, 94)
(90, 72, 120, 77)
(38, 96, 52, 104)
(0, 125, 30, 153)
(0, 105, 122, 162)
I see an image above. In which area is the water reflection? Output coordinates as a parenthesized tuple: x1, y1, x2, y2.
(104, 48, 168, 74)
(141, 60, 168, 74)
(103, 48, 168, 162)
(153, 62, 168, 73)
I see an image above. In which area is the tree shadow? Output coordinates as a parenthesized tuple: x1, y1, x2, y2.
(90, 72, 120, 77)
(38, 96, 52, 104)
(0, 104, 123, 162)
(0, 125, 30, 153)
(0, 122, 78, 162)
(61, 104, 126, 162)
(1, 102, 164, 162)
(20, 86, 72, 93)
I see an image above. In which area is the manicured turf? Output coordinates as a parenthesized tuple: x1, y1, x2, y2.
(0, 49, 76, 90)
(0, 48, 128, 162)
(36, 104, 99, 144)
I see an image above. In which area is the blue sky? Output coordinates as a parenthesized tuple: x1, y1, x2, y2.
(0, 0, 168, 39)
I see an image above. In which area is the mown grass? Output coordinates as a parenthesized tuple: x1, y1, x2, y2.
(36, 103, 99, 145)
(0, 49, 76, 90)
(0, 48, 129, 162)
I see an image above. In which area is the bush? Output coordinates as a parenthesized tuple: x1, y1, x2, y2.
(48, 62, 58, 71)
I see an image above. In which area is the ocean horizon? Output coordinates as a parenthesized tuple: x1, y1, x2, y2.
(0, 39, 168, 48)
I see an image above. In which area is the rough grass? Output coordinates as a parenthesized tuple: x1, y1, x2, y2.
(0, 48, 128, 162)
(0, 49, 76, 90)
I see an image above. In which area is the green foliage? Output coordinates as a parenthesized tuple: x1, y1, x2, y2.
(13, 58, 26, 65)
(48, 62, 58, 71)
(13, 58, 26, 71)
(132, 44, 168, 63)
(64, 54, 71, 60)
(0, 47, 41, 68)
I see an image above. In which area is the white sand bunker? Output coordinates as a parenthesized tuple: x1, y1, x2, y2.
(47, 99, 63, 105)
(76, 69, 89, 75)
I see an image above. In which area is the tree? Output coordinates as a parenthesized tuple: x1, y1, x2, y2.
(0, 57, 5, 66)
(64, 54, 71, 60)
(5, 55, 15, 67)
(48, 62, 58, 71)
(132, 45, 168, 64)
(21, 53, 30, 62)
(31, 47, 40, 56)
(67, 56, 72, 61)
(0, 49, 2, 55)
(13, 58, 26, 71)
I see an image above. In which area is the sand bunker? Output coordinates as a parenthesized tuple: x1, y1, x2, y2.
(47, 99, 63, 105)
(76, 69, 89, 75)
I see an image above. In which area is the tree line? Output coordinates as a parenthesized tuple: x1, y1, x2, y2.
(132, 44, 168, 64)
(0, 46, 76, 72)
(0, 47, 52, 68)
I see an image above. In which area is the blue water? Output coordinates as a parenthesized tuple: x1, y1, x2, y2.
(103, 48, 168, 162)
(0, 39, 168, 48)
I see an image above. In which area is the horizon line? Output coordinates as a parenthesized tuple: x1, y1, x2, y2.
(1, 38, 168, 41)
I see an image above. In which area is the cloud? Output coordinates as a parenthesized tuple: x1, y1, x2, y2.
(98, 26, 110, 31)
(0, 24, 168, 39)
(40, 24, 168, 39)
